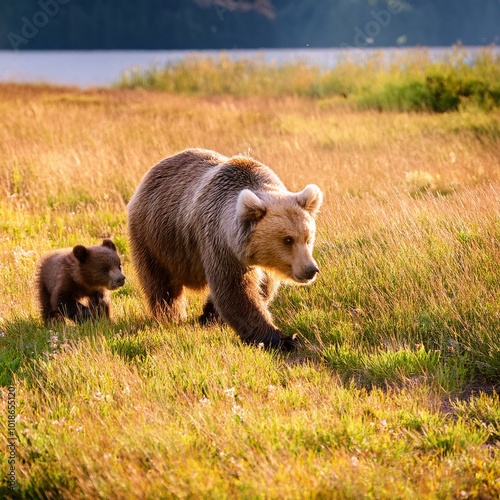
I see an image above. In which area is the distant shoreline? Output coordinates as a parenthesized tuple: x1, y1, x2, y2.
(1, 46, 498, 88)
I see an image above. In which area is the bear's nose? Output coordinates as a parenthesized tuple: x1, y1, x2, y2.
(304, 264, 319, 280)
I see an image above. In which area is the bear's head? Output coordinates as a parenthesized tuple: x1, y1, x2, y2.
(72, 239, 126, 291)
(237, 185, 323, 284)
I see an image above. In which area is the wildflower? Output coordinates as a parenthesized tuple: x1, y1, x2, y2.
(232, 404, 244, 415)
(13, 247, 36, 264)
(232, 404, 245, 422)
(267, 385, 277, 400)
(224, 387, 236, 399)
(48, 333, 59, 350)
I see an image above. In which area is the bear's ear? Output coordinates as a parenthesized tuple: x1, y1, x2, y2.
(296, 184, 323, 216)
(236, 189, 266, 223)
(102, 239, 117, 252)
(73, 245, 89, 263)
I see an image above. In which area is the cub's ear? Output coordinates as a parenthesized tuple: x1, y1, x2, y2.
(73, 245, 89, 263)
(102, 239, 117, 252)
(236, 189, 266, 223)
(296, 184, 323, 216)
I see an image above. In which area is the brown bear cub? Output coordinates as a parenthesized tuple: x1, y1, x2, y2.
(128, 148, 323, 351)
(37, 239, 125, 323)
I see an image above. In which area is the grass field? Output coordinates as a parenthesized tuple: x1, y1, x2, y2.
(0, 80, 499, 498)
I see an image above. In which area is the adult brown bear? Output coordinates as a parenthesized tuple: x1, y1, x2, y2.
(127, 149, 323, 350)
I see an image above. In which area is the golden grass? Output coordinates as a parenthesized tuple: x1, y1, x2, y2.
(0, 84, 499, 498)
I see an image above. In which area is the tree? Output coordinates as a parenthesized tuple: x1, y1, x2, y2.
(0, 0, 499, 50)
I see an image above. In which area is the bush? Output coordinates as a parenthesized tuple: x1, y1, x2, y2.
(117, 48, 500, 113)
(358, 81, 433, 112)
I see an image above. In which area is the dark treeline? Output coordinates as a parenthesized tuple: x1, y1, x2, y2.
(1, 0, 499, 51)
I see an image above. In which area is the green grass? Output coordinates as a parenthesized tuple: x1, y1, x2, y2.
(0, 84, 499, 498)
(117, 47, 500, 112)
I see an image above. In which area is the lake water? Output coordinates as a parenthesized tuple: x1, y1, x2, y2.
(0, 47, 497, 88)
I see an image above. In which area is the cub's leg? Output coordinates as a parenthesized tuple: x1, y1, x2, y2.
(88, 291, 111, 319)
(39, 280, 55, 323)
(53, 291, 91, 323)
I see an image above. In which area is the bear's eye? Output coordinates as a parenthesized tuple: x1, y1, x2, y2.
(101, 266, 110, 273)
(283, 236, 294, 246)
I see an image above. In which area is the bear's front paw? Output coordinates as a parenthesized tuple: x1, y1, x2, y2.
(279, 333, 300, 352)
(260, 332, 299, 352)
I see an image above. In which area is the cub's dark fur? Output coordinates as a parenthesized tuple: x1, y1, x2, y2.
(37, 239, 125, 323)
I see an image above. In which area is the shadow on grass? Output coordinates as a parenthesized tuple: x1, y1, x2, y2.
(3, 314, 497, 416)
(287, 323, 500, 404)
(0, 316, 156, 386)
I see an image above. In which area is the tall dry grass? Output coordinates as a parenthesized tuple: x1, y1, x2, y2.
(0, 84, 499, 498)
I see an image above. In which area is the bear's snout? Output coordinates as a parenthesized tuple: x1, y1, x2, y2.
(293, 261, 319, 283)
(111, 273, 126, 289)
(303, 263, 319, 281)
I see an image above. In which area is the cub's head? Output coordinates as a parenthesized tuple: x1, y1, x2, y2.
(237, 184, 323, 284)
(72, 239, 126, 291)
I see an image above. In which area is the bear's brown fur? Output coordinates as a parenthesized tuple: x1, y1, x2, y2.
(37, 239, 125, 323)
(127, 149, 323, 350)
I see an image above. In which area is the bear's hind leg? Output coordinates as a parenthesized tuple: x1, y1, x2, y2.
(199, 295, 225, 326)
(136, 248, 187, 321)
(149, 284, 186, 322)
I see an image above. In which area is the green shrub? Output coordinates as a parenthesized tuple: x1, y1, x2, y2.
(358, 80, 433, 112)
(117, 48, 500, 113)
